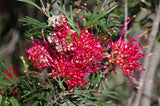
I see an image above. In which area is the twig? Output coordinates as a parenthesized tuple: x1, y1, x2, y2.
(133, 1, 160, 106)
(53, 91, 68, 105)
(141, 42, 160, 106)
(124, 0, 128, 37)
(158, 97, 160, 106)
(51, 0, 62, 15)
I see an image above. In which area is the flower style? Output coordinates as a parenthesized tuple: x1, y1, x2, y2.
(106, 15, 153, 89)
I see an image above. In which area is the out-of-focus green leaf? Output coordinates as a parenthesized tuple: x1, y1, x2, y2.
(17, 0, 42, 12)
(10, 97, 20, 106)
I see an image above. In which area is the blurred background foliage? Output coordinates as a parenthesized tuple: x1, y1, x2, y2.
(0, 0, 160, 105)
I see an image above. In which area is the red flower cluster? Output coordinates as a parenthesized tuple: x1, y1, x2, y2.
(25, 15, 111, 92)
(106, 16, 152, 89)
(25, 39, 53, 69)
(25, 14, 152, 91)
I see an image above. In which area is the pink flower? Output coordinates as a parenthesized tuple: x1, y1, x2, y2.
(106, 16, 153, 89)
(25, 38, 53, 69)
(24, 16, 112, 92)
(70, 18, 112, 66)
(51, 54, 90, 92)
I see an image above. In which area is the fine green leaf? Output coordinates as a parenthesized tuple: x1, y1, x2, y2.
(10, 97, 20, 106)
(32, 101, 40, 106)
(23, 93, 40, 102)
(17, 0, 42, 12)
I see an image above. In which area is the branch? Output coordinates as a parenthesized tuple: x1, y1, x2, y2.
(133, 1, 160, 106)
(0, 29, 19, 55)
(141, 42, 160, 106)
(124, 0, 128, 37)
(51, 0, 62, 15)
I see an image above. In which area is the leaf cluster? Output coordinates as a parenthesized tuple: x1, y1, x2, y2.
(19, 16, 49, 41)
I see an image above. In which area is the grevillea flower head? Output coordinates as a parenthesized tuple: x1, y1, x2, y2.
(70, 18, 112, 65)
(106, 15, 153, 89)
(24, 16, 112, 92)
(51, 54, 90, 92)
(25, 37, 53, 69)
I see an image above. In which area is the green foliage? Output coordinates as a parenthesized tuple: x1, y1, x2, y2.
(0, 95, 20, 106)
(83, 1, 121, 37)
(0, 63, 18, 89)
(19, 16, 48, 40)
(137, 0, 160, 41)
(17, 0, 43, 12)
(0, 63, 20, 106)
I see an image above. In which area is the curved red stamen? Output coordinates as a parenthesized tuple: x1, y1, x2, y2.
(128, 78, 139, 89)
(120, 16, 135, 39)
(68, 86, 77, 93)
(98, 29, 114, 40)
(108, 18, 113, 23)
(78, 18, 85, 32)
(134, 69, 151, 82)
